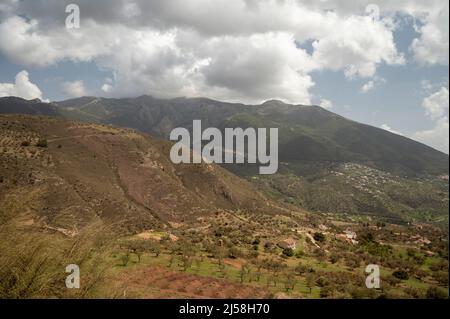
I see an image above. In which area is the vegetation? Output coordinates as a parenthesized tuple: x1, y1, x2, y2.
(281, 248, 294, 257)
(392, 270, 409, 281)
(313, 232, 326, 243)
(0, 114, 447, 299)
(0, 220, 117, 298)
(36, 139, 48, 148)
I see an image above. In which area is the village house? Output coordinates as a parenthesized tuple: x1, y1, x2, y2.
(337, 230, 358, 245)
(344, 230, 357, 240)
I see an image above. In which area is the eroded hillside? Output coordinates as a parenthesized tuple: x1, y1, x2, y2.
(0, 115, 276, 234)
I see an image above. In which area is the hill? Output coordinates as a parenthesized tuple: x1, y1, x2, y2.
(0, 114, 276, 234)
(0, 97, 60, 117)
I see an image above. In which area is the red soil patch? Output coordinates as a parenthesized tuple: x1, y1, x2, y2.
(110, 266, 271, 299)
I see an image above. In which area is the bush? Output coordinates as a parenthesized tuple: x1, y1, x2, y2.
(313, 232, 326, 243)
(392, 270, 409, 280)
(320, 286, 333, 298)
(228, 247, 243, 259)
(282, 248, 294, 257)
(316, 276, 329, 287)
(36, 139, 48, 148)
(252, 238, 261, 245)
(360, 232, 375, 244)
(329, 253, 341, 264)
(364, 242, 392, 258)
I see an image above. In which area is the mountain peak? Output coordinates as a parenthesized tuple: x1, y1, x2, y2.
(262, 99, 288, 106)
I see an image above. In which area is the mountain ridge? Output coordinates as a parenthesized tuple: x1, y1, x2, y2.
(1, 95, 448, 223)
(48, 95, 448, 175)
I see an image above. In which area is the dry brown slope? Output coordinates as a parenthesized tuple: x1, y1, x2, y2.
(0, 115, 274, 233)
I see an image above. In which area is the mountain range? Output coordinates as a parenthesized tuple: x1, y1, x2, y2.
(1, 96, 448, 224)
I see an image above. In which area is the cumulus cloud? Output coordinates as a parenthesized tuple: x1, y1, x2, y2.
(411, 1, 449, 65)
(0, 16, 115, 67)
(62, 80, 88, 98)
(413, 117, 449, 154)
(361, 81, 376, 93)
(413, 87, 449, 153)
(421, 86, 449, 120)
(319, 99, 333, 110)
(311, 13, 404, 78)
(198, 33, 316, 104)
(361, 77, 386, 93)
(0, 70, 43, 100)
(0, 0, 413, 104)
(0, 0, 447, 103)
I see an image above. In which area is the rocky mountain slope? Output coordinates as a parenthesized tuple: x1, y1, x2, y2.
(51, 96, 449, 177)
(0, 115, 277, 234)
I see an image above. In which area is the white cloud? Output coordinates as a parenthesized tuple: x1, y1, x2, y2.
(381, 124, 404, 136)
(422, 87, 449, 120)
(311, 13, 404, 78)
(413, 117, 449, 154)
(319, 98, 333, 110)
(413, 87, 449, 153)
(361, 77, 386, 93)
(0, 0, 447, 103)
(0, 0, 411, 104)
(0, 16, 115, 68)
(62, 80, 88, 98)
(0, 70, 43, 100)
(361, 81, 376, 93)
(198, 33, 316, 104)
(411, 1, 449, 65)
(101, 83, 113, 93)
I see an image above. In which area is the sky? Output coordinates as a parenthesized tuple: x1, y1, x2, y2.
(0, 0, 448, 153)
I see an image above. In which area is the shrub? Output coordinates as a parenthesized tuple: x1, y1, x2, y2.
(313, 232, 326, 243)
(320, 286, 333, 298)
(120, 253, 130, 266)
(392, 270, 409, 280)
(360, 232, 375, 244)
(364, 242, 392, 258)
(282, 248, 294, 257)
(228, 247, 243, 259)
(316, 276, 329, 287)
(329, 253, 341, 264)
(295, 264, 309, 275)
(252, 238, 261, 245)
(36, 139, 48, 148)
